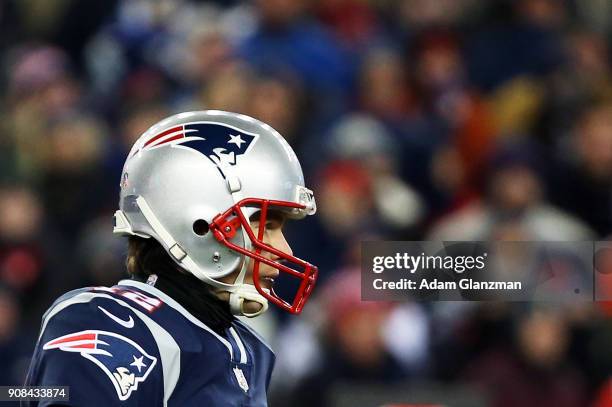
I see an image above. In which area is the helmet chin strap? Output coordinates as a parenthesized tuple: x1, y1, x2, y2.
(223, 214, 269, 318)
(225, 241, 270, 318)
(229, 284, 269, 317)
(222, 166, 269, 318)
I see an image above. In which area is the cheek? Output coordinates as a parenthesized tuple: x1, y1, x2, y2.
(246, 257, 254, 277)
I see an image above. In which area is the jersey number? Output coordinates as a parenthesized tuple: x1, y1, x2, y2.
(92, 287, 163, 312)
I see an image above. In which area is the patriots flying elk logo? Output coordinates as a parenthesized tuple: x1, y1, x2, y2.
(43, 330, 157, 400)
(139, 122, 258, 169)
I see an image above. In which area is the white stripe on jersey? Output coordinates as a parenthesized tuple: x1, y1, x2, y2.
(229, 327, 247, 364)
(39, 291, 180, 407)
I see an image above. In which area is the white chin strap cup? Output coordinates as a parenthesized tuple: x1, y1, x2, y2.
(229, 284, 269, 318)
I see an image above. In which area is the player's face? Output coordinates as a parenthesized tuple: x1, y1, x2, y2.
(218, 210, 292, 313)
(246, 210, 292, 289)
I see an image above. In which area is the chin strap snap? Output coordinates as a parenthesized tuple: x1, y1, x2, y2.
(229, 284, 269, 318)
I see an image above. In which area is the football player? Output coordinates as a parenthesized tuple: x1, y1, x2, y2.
(24, 110, 318, 406)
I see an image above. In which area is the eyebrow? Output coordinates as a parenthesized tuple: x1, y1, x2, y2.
(249, 210, 286, 223)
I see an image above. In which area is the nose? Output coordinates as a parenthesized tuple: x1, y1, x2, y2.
(270, 230, 293, 258)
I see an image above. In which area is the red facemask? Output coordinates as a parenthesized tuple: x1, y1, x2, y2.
(210, 197, 318, 314)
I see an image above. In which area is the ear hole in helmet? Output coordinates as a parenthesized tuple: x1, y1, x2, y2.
(193, 219, 209, 236)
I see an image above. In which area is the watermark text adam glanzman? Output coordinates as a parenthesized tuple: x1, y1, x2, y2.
(373, 278, 522, 290)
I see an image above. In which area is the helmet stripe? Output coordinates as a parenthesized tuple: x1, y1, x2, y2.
(144, 125, 183, 147)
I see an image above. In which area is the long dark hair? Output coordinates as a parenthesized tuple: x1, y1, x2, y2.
(125, 236, 234, 333)
(126, 236, 179, 279)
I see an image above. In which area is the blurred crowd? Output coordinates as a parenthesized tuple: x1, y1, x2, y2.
(1, 0, 611, 406)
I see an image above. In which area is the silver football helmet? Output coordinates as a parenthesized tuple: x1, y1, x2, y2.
(113, 110, 318, 317)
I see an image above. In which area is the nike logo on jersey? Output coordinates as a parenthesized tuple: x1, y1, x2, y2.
(99, 306, 135, 328)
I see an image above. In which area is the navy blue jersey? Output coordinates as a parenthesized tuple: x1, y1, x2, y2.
(24, 280, 275, 406)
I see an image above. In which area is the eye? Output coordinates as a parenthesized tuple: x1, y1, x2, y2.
(265, 220, 282, 230)
(250, 210, 286, 230)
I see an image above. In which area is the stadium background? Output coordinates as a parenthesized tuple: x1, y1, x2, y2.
(0, 0, 611, 405)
